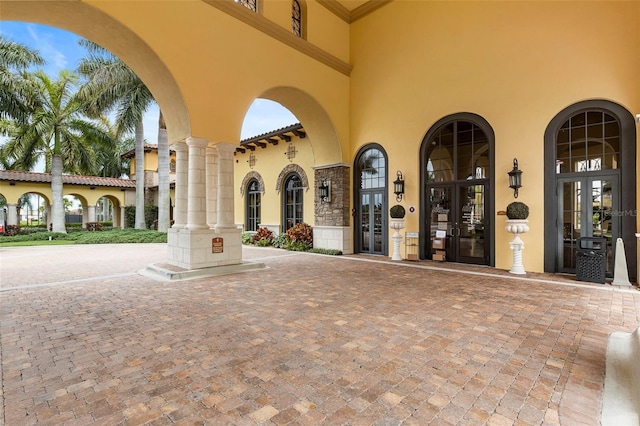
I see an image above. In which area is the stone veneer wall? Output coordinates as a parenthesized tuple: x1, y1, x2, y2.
(314, 165, 351, 227)
(313, 165, 353, 254)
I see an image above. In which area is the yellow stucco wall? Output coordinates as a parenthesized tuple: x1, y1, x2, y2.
(0, 182, 129, 208)
(349, 1, 640, 272)
(234, 134, 316, 230)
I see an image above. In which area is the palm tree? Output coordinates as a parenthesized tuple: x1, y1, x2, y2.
(92, 115, 134, 178)
(0, 35, 44, 123)
(156, 111, 170, 232)
(0, 70, 114, 233)
(77, 40, 165, 230)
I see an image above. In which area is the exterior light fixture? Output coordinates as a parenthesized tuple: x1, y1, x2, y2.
(508, 158, 523, 198)
(393, 171, 405, 202)
(319, 178, 330, 203)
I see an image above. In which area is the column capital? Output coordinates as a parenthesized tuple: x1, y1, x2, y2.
(213, 142, 238, 153)
(186, 136, 210, 147)
(170, 142, 188, 152)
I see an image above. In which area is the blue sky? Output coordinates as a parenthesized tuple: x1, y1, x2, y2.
(0, 21, 298, 144)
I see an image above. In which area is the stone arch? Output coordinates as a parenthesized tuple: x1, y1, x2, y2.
(240, 172, 266, 196)
(275, 164, 309, 193)
(1, 1, 191, 143)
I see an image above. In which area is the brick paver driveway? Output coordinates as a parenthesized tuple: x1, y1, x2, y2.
(1, 244, 639, 425)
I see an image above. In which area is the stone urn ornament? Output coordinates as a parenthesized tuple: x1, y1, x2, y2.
(505, 201, 529, 274)
(390, 204, 406, 261)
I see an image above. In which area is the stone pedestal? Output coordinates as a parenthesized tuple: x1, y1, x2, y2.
(390, 218, 405, 261)
(506, 219, 529, 275)
(168, 226, 242, 270)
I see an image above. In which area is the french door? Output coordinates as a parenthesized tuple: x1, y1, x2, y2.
(557, 174, 619, 275)
(427, 181, 488, 265)
(359, 190, 385, 255)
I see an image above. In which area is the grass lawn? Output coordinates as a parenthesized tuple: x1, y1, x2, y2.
(0, 240, 75, 247)
(0, 228, 167, 247)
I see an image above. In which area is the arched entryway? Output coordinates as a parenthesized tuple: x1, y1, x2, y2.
(544, 100, 637, 280)
(420, 113, 495, 265)
(354, 144, 388, 255)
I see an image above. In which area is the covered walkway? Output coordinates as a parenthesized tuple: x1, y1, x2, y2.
(1, 244, 639, 425)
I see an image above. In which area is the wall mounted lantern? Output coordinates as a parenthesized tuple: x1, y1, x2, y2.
(247, 152, 256, 169)
(319, 178, 330, 203)
(508, 158, 523, 198)
(393, 171, 405, 202)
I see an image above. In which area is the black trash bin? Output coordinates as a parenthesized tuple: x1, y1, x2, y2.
(576, 237, 607, 284)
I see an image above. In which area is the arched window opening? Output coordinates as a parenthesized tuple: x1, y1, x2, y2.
(235, 0, 257, 12)
(245, 179, 261, 232)
(420, 114, 494, 266)
(555, 111, 619, 174)
(354, 145, 388, 255)
(283, 173, 303, 230)
(292, 0, 302, 37)
(544, 102, 635, 280)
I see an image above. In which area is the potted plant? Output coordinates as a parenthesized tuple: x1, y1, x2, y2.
(390, 204, 406, 219)
(506, 201, 529, 220)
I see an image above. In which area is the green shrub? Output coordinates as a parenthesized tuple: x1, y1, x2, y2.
(286, 240, 312, 251)
(272, 232, 287, 248)
(0, 228, 167, 245)
(308, 248, 342, 255)
(145, 205, 158, 229)
(241, 232, 254, 245)
(125, 205, 136, 228)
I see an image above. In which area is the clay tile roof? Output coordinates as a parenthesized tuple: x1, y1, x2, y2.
(0, 170, 136, 188)
(121, 144, 176, 159)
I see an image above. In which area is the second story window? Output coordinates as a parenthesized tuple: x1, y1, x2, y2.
(292, 0, 302, 37)
(236, 0, 257, 12)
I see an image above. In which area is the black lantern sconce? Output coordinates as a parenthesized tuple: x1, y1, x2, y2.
(319, 178, 330, 204)
(508, 158, 523, 198)
(393, 171, 405, 202)
(247, 152, 256, 169)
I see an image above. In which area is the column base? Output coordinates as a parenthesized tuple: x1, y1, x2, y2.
(312, 226, 353, 254)
(168, 227, 243, 270)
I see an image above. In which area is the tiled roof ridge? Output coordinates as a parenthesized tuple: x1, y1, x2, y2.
(0, 169, 136, 188)
(241, 122, 303, 144)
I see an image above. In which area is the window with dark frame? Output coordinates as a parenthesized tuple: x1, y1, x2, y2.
(246, 179, 261, 232)
(555, 111, 620, 174)
(292, 0, 302, 37)
(284, 173, 303, 230)
(235, 0, 257, 12)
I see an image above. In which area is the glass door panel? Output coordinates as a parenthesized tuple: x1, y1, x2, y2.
(373, 193, 383, 253)
(428, 186, 453, 259)
(361, 193, 370, 252)
(558, 176, 618, 275)
(457, 184, 486, 263)
(359, 191, 385, 255)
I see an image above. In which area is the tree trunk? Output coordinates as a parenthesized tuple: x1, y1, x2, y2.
(134, 121, 146, 229)
(157, 112, 170, 232)
(51, 154, 66, 233)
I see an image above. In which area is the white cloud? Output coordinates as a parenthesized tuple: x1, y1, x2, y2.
(25, 24, 72, 73)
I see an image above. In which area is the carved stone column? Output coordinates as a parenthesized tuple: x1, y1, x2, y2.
(185, 137, 209, 230)
(171, 142, 188, 229)
(215, 143, 237, 230)
(206, 146, 218, 229)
